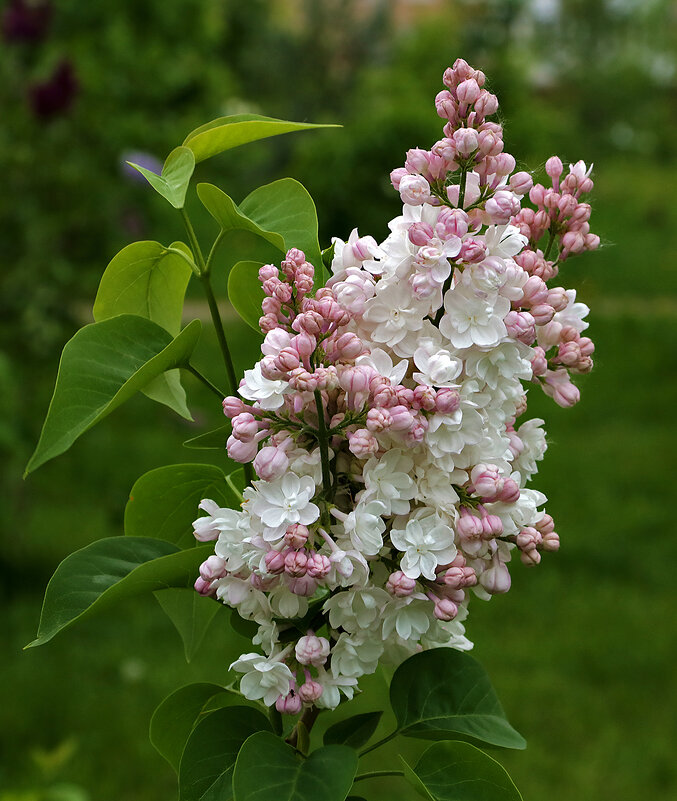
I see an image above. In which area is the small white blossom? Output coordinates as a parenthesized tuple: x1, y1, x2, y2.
(230, 653, 293, 706)
(238, 362, 288, 410)
(390, 508, 457, 580)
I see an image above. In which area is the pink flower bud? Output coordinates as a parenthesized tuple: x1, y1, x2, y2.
(436, 207, 469, 239)
(413, 385, 437, 411)
(387, 404, 414, 431)
(284, 549, 308, 577)
(497, 478, 520, 504)
(485, 190, 520, 225)
(194, 576, 215, 596)
(348, 428, 379, 458)
(504, 310, 536, 345)
(258, 264, 278, 282)
(470, 464, 502, 499)
(399, 173, 432, 206)
(474, 90, 499, 117)
(295, 634, 330, 666)
(547, 287, 569, 312)
(433, 597, 458, 621)
(578, 337, 595, 356)
(226, 435, 258, 463)
(298, 680, 323, 703)
(390, 166, 408, 190)
(458, 77, 482, 104)
(199, 555, 227, 582)
(334, 332, 363, 360)
(232, 412, 259, 442)
(545, 156, 563, 185)
(479, 558, 511, 594)
(520, 548, 541, 566)
(509, 171, 533, 196)
(531, 303, 556, 325)
(530, 346, 548, 377)
(453, 128, 479, 157)
(366, 407, 392, 432)
(435, 388, 460, 414)
(265, 549, 286, 574)
(542, 531, 560, 552)
(254, 445, 289, 481)
(408, 221, 434, 246)
(306, 552, 331, 579)
(443, 565, 477, 589)
(459, 237, 488, 264)
(516, 526, 542, 552)
(276, 689, 302, 715)
(340, 365, 374, 395)
(535, 513, 555, 534)
(285, 524, 310, 549)
(222, 396, 247, 418)
(405, 147, 432, 175)
(386, 570, 417, 597)
(544, 370, 580, 407)
(556, 341, 581, 367)
(275, 347, 301, 373)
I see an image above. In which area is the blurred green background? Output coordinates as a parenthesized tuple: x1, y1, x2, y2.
(2, 0, 676, 799)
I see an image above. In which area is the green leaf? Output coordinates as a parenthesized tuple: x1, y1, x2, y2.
(128, 146, 196, 208)
(124, 463, 238, 549)
(179, 706, 271, 801)
(93, 240, 195, 418)
(27, 537, 213, 647)
(240, 179, 322, 269)
(183, 113, 339, 164)
(154, 588, 224, 662)
(228, 261, 265, 332)
(197, 183, 285, 253)
(183, 423, 231, 450)
(226, 467, 246, 501)
(389, 649, 526, 750)
(25, 316, 201, 475)
(399, 755, 435, 801)
(402, 741, 523, 801)
(232, 731, 358, 801)
(150, 682, 235, 773)
(323, 712, 383, 750)
(93, 241, 194, 334)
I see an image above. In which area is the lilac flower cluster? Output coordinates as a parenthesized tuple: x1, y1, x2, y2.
(192, 59, 599, 714)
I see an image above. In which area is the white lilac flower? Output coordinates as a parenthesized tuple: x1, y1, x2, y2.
(464, 342, 533, 390)
(268, 584, 309, 619)
(390, 508, 457, 580)
(330, 632, 384, 678)
(482, 224, 528, 259)
(238, 362, 288, 410)
(413, 340, 463, 387)
(342, 499, 387, 556)
(513, 418, 548, 479)
(362, 449, 417, 515)
(249, 474, 319, 542)
(230, 653, 293, 706)
(192, 500, 239, 542)
(314, 669, 358, 710)
(439, 282, 510, 349)
(382, 597, 431, 641)
(323, 588, 390, 633)
(361, 280, 427, 349)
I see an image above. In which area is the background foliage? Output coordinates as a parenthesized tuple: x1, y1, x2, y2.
(2, 0, 676, 799)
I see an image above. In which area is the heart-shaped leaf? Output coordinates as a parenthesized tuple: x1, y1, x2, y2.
(233, 731, 358, 801)
(124, 463, 238, 549)
(183, 424, 231, 450)
(93, 240, 195, 418)
(228, 261, 265, 332)
(401, 741, 523, 800)
(27, 537, 213, 647)
(154, 588, 224, 662)
(179, 706, 272, 801)
(150, 682, 235, 773)
(129, 146, 196, 208)
(25, 316, 201, 474)
(182, 114, 339, 164)
(240, 179, 322, 269)
(389, 649, 526, 750)
(323, 712, 383, 750)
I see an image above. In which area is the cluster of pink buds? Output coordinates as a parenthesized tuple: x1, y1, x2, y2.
(514, 157, 600, 281)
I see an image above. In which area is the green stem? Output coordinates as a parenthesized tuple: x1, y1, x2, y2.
(164, 246, 201, 276)
(353, 770, 405, 783)
(206, 229, 227, 274)
(314, 390, 332, 500)
(458, 165, 468, 209)
(543, 226, 558, 260)
(180, 208, 207, 274)
(185, 365, 227, 399)
(199, 272, 238, 395)
(358, 729, 399, 757)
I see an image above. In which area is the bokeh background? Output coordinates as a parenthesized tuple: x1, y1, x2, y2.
(2, 0, 677, 799)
